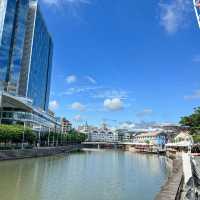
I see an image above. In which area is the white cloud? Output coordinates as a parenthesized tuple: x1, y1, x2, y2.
(117, 121, 170, 130)
(73, 114, 83, 122)
(85, 76, 97, 84)
(136, 109, 153, 117)
(49, 100, 59, 110)
(66, 75, 77, 84)
(118, 122, 135, 130)
(159, 0, 191, 34)
(118, 121, 170, 130)
(61, 86, 102, 96)
(60, 87, 129, 99)
(71, 102, 86, 111)
(104, 98, 124, 111)
(60, 87, 131, 111)
(92, 89, 128, 100)
(192, 55, 200, 62)
(184, 90, 200, 100)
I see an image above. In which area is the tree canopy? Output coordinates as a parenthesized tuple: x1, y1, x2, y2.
(180, 107, 200, 135)
(0, 124, 87, 149)
(0, 124, 36, 144)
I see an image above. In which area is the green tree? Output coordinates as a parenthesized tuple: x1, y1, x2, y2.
(180, 107, 200, 134)
(25, 128, 36, 144)
(192, 134, 200, 143)
(61, 131, 87, 144)
(145, 140, 150, 145)
(0, 124, 36, 148)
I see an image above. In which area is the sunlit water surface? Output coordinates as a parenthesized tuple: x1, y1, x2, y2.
(0, 150, 170, 200)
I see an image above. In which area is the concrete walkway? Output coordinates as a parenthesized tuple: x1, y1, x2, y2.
(155, 159, 183, 200)
(0, 145, 82, 161)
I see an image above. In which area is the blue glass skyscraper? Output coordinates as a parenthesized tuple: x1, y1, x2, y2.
(0, 0, 53, 111)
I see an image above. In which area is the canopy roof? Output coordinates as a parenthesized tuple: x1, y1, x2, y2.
(0, 92, 59, 125)
(0, 92, 33, 112)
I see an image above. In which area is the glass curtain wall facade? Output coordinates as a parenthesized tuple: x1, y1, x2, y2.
(7, 0, 29, 95)
(0, 0, 53, 111)
(0, 0, 17, 92)
(26, 7, 53, 111)
(0, 0, 7, 46)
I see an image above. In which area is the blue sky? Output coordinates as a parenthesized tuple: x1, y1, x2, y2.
(40, 0, 200, 127)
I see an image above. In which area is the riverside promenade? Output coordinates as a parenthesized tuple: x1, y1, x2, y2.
(156, 154, 200, 200)
(155, 158, 184, 200)
(0, 145, 82, 161)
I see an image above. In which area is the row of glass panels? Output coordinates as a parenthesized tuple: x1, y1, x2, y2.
(0, 111, 61, 131)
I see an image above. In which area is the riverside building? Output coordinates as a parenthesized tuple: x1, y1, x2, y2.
(61, 118, 72, 134)
(0, 0, 61, 133)
(133, 131, 167, 147)
(87, 124, 118, 142)
(88, 129, 118, 142)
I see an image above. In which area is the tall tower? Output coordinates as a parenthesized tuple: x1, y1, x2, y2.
(193, 0, 200, 29)
(0, 0, 53, 111)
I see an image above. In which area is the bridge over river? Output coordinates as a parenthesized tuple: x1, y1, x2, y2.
(82, 141, 141, 149)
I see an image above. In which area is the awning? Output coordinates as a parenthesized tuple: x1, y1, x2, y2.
(0, 92, 33, 112)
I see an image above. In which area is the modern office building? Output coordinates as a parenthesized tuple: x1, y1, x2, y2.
(0, 0, 61, 133)
(0, 0, 52, 111)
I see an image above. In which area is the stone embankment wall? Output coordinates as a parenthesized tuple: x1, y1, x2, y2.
(183, 156, 200, 200)
(0, 145, 82, 161)
(155, 158, 184, 200)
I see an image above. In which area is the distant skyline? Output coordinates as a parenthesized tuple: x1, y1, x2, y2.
(40, 0, 200, 127)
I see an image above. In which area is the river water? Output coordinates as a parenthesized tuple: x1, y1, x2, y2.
(0, 150, 169, 200)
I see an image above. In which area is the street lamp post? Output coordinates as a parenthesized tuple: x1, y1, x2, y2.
(55, 126, 58, 147)
(56, 131, 58, 147)
(60, 130, 62, 146)
(22, 122, 25, 149)
(48, 128, 50, 147)
(53, 133, 55, 147)
(0, 109, 2, 125)
(61, 125, 63, 146)
(38, 125, 41, 148)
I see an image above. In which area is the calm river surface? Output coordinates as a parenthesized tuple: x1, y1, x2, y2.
(0, 150, 170, 200)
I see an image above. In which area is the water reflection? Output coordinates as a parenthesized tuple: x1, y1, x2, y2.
(0, 151, 168, 200)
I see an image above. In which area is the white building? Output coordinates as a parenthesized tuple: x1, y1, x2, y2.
(89, 129, 118, 142)
(133, 131, 167, 147)
(166, 131, 193, 149)
(116, 129, 135, 142)
(87, 123, 118, 142)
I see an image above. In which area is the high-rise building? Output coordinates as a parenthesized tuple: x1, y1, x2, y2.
(0, 0, 52, 111)
(0, 0, 60, 133)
